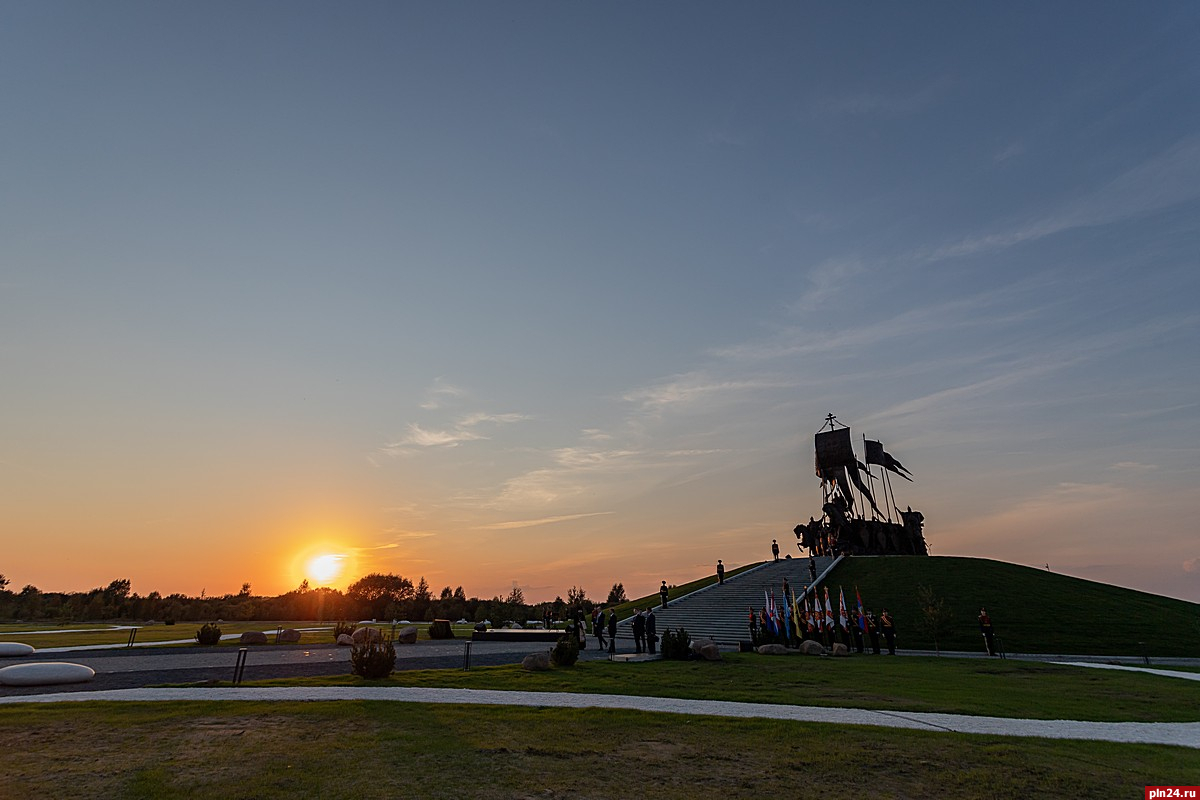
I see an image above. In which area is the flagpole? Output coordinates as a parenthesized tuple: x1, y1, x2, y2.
(863, 434, 879, 522)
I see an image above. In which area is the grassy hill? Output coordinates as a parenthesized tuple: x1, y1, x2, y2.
(825, 556, 1200, 657)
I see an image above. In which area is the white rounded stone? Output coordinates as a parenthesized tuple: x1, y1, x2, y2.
(0, 662, 96, 686)
(0, 643, 35, 657)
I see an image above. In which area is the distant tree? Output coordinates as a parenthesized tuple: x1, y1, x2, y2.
(0, 574, 9, 593)
(566, 585, 589, 613)
(439, 586, 453, 601)
(346, 573, 414, 619)
(453, 586, 467, 602)
(915, 584, 955, 655)
(506, 585, 525, 606)
(104, 579, 132, 601)
(297, 579, 310, 593)
(607, 582, 627, 605)
(238, 582, 252, 598)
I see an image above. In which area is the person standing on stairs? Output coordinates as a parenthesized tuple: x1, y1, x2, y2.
(659, 580, 669, 609)
(716, 560, 725, 584)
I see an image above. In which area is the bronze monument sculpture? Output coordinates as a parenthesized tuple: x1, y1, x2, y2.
(794, 414, 928, 557)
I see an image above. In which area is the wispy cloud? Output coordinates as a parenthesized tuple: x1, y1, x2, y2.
(622, 372, 799, 412)
(476, 512, 614, 531)
(921, 136, 1200, 261)
(419, 378, 467, 410)
(387, 423, 485, 451)
(786, 257, 864, 313)
(380, 409, 529, 457)
(1110, 461, 1158, 473)
(818, 76, 955, 117)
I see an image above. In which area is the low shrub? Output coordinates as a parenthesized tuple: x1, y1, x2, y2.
(194, 623, 222, 646)
(551, 633, 579, 667)
(660, 627, 691, 660)
(350, 637, 396, 679)
(333, 621, 356, 642)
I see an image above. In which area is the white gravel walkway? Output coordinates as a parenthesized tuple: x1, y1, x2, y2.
(3, 686, 1196, 749)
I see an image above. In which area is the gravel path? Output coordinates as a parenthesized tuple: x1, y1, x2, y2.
(3, 685, 1197, 749)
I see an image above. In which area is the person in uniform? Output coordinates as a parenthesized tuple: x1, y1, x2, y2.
(748, 606, 758, 644)
(659, 580, 669, 609)
(645, 608, 657, 654)
(867, 611, 880, 654)
(880, 608, 896, 655)
(851, 610, 865, 653)
(607, 607, 617, 654)
(717, 560, 725, 584)
(979, 607, 997, 656)
(771, 539, 780, 562)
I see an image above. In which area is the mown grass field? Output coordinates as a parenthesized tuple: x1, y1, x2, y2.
(251, 651, 1200, 723)
(0, 621, 480, 650)
(2, 699, 1196, 800)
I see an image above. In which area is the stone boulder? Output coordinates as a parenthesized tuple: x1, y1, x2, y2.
(697, 643, 722, 661)
(0, 662, 95, 686)
(240, 631, 268, 645)
(798, 639, 827, 656)
(351, 626, 382, 645)
(756, 643, 790, 656)
(336, 633, 355, 646)
(831, 643, 849, 657)
(277, 628, 301, 644)
(690, 637, 717, 657)
(0, 643, 35, 657)
(521, 652, 551, 671)
(428, 619, 454, 640)
(396, 625, 419, 645)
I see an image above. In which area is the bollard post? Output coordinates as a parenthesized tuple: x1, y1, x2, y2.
(233, 647, 249, 684)
(126, 628, 138, 648)
(463, 640, 472, 671)
(1139, 642, 1150, 666)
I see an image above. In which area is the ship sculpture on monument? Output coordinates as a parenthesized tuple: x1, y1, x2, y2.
(794, 414, 928, 557)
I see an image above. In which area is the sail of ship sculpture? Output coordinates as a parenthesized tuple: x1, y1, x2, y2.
(797, 414, 928, 557)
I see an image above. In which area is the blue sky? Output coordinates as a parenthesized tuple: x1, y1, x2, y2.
(3, 3, 1198, 602)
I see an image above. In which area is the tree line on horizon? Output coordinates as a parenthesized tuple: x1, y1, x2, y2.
(0, 572, 632, 626)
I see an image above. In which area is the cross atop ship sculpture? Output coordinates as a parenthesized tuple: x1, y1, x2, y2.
(794, 413, 929, 556)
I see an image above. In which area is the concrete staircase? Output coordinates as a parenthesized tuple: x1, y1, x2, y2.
(615, 556, 837, 646)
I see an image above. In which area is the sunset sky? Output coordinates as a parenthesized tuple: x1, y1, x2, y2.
(3, 4, 1198, 603)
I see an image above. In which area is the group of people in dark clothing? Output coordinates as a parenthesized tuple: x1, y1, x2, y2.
(588, 604, 659, 654)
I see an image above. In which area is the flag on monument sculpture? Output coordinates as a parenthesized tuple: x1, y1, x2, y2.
(864, 439, 914, 482)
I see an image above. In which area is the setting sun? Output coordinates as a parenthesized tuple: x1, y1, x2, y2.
(306, 554, 345, 585)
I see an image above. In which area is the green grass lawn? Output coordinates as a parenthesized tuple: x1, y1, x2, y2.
(0, 620, 481, 650)
(245, 651, 1200, 723)
(827, 556, 1200, 656)
(1, 700, 1195, 800)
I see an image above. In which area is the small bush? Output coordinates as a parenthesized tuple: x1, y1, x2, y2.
(333, 621, 356, 642)
(551, 633, 579, 667)
(350, 637, 396, 679)
(660, 627, 691, 660)
(194, 623, 222, 646)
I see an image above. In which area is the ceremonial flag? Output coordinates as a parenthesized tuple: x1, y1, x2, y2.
(838, 587, 849, 630)
(812, 594, 823, 631)
(823, 587, 835, 631)
(856, 586, 867, 633)
(763, 590, 777, 635)
(790, 588, 802, 638)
